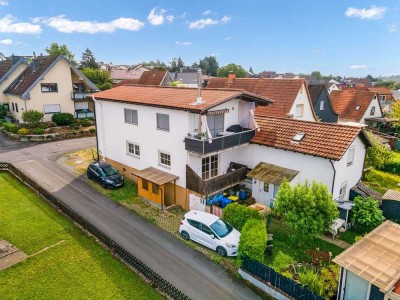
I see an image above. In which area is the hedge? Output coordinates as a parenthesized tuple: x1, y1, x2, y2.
(238, 219, 267, 261)
(3, 122, 19, 133)
(52, 113, 74, 126)
(223, 203, 264, 231)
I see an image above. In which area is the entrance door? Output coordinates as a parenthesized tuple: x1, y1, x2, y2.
(207, 114, 224, 138)
(258, 181, 270, 205)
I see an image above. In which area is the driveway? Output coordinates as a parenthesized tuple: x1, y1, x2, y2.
(0, 137, 264, 300)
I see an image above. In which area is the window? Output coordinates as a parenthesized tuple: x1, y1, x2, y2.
(15, 103, 18, 113)
(124, 108, 138, 125)
(207, 114, 224, 138)
(339, 183, 347, 200)
(159, 151, 171, 168)
(347, 147, 355, 166)
(263, 182, 269, 193)
(152, 183, 159, 195)
(292, 132, 305, 142)
(156, 113, 169, 131)
(142, 179, 148, 190)
(370, 106, 376, 116)
(43, 104, 61, 114)
(320, 101, 325, 110)
(11, 103, 15, 111)
(295, 104, 304, 117)
(273, 185, 280, 199)
(200, 224, 214, 235)
(41, 83, 58, 93)
(127, 141, 140, 157)
(202, 154, 218, 180)
(187, 219, 201, 229)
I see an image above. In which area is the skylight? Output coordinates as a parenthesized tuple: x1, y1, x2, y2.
(355, 106, 360, 111)
(292, 132, 305, 142)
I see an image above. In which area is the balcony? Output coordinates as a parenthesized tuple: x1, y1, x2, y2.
(71, 91, 93, 100)
(186, 164, 248, 196)
(185, 129, 256, 155)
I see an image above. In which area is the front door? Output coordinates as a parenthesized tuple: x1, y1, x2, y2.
(258, 180, 270, 206)
(207, 114, 224, 138)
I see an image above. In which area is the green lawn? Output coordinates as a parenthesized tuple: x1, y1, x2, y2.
(363, 168, 400, 194)
(0, 172, 161, 300)
(87, 177, 138, 202)
(337, 228, 364, 245)
(264, 218, 343, 264)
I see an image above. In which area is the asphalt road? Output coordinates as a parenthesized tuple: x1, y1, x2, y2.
(0, 136, 264, 300)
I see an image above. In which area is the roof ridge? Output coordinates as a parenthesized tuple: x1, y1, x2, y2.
(121, 84, 246, 92)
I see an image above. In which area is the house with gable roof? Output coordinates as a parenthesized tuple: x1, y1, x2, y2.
(308, 83, 339, 123)
(207, 75, 318, 121)
(3, 55, 99, 122)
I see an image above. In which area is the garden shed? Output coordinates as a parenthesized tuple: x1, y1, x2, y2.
(382, 189, 400, 222)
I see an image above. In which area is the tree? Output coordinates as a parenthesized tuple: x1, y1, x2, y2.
(390, 100, 400, 128)
(351, 196, 385, 232)
(238, 219, 266, 261)
(365, 133, 393, 169)
(22, 110, 44, 127)
(274, 179, 338, 234)
(217, 63, 247, 78)
(140, 60, 167, 70)
(80, 48, 99, 69)
(193, 56, 219, 76)
(311, 71, 322, 80)
(249, 67, 254, 74)
(45, 43, 77, 65)
(81, 67, 112, 91)
(177, 57, 184, 69)
(0, 104, 9, 118)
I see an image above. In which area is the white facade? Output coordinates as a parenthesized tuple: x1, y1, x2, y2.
(328, 83, 339, 94)
(288, 82, 316, 121)
(360, 95, 383, 124)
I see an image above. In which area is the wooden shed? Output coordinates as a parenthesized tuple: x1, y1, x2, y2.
(382, 189, 400, 222)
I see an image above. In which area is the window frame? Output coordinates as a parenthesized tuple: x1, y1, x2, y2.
(295, 104, 304, 117)
(15, 103, 19, 113)
(347, 147, 355, 167)
(152, 183, 159, 195)
(156, 113, 170, 131)
(370, 106, 376, 116)
(187, 219, 201, 230)
(159, 150, 171, 168)
(11, 103, 15, 111)
(202, 154, 219, 180)
(126, 141, 140, 158)
(142, 179, 148, 190)
(320, 100, 325, 111)
(40, 83, 58, 93)
(124, 108, 138, 125)
(43, 104, 61, 114)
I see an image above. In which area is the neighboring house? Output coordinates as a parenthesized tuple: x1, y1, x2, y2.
(110, 65, 149, 85)
(344, 78, 373, 88)
(367, 86, 395, 114)
(171, 72, 203, 88)
(330, 90, 383, 125)
(93, 85, 369, 210)
(3, 55, 99, 122)
(327, 82, 340, 94)
(307, 83, 339, 123)
(137, 69, 173, 86)
(333, 221, 400, 300)
(208, 75, 317, 121)
(0, 56, 29, 107)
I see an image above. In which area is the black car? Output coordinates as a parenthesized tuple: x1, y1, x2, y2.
(87, 162, 124, 189)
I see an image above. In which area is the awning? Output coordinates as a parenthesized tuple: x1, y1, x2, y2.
(247, 162, 298, 184)
(132, 167, 179, 185)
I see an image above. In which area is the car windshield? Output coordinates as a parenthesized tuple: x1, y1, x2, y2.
(210, 219, 233, 238)
(102, 166, 118, 176)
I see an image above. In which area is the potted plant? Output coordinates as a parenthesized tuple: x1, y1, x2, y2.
(199, 132, 206, 141)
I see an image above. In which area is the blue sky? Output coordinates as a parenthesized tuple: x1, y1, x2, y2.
(0, 0, 399, 77)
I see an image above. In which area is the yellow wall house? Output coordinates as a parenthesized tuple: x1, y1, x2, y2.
(2, 55, 99, 122)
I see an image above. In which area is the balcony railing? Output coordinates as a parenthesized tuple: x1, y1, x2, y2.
(186, 164, 248, 196)
(185, 129, 256, 155)
(75, 110, 95, 119)
(71, 91, 93, 100)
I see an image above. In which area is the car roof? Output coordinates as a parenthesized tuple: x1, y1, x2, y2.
(90, 161, 111, 168)
(185, 210, 219, 225)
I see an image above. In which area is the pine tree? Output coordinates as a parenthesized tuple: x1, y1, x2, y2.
(80, 48, 99, 69)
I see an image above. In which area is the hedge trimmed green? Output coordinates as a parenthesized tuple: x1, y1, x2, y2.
(32, 128, 45, 135)
(3, 122, 19, 133)
(52, 113, 74, 126)
(238, 219, 266, 261)
(223, 203, 263, 231)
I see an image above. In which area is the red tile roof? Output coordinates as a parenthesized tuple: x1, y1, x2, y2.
(110, 69, 144, 80)
(252, 116, 370, 160)
(113, 79, 140, 87)
(207, 78, 314, 118)
(93, 85, 272, 113)
(368, 86, 395, 100)
(0, 59, 14, 79)
(330, 90, 379, 123)
(138, 69, 170, 86)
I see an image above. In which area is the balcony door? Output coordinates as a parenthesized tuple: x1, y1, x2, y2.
(207, 114, 224, 138)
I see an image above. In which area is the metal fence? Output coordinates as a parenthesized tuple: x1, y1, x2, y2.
(242, 257, 324, 300)
(0, 162, 190, 300)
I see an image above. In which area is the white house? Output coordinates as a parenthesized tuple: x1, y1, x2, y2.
(207, 76, 317, 121)
(93, 85, 370, 211)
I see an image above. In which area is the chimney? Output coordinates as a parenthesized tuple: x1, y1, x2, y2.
(32, 51, 40, 73)
(11, 54, 19, 64)
(228, 71, 236, 81)
(197, 69, 202, 104)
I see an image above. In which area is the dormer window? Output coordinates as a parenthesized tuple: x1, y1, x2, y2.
(370, 106, 376, 116)
(292, 132, 305, 142)
(41, 83, 58, 93)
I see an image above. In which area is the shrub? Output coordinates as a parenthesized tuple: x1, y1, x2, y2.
(17, 128, 29, 135)
(238, 219, 266, 261)
(298, 268, 324, 296)
(32, 128, 45, 135)
(89, 128, 96, 134)
(271, 251, 295, 273)
(351, 196, 385, 232)
(3, 122, 19, 133)
(81, 119, 92, 127)
(52, 113, 74, 126)
(223, 203, 264, 231)
(365, 134, 393, 169)
(70, 124, 80, 130)
(381, 161, 400, 175)
(22, 110, 44, 127)
(298, 264, 340, 299)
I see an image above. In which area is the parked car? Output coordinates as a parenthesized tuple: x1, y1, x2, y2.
(179, 210, 240, 257)
(87, 162, 124, 189)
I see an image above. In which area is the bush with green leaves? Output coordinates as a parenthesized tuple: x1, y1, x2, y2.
(81, 119, 92, 127)
(70, 124, 80, 130)
(274, 179, 338, 235)
(298, 268, 324, 296)
(89, 128, 96, 134)
(22, 110, 44, 127)
(0, 103, 9, 118)
(298, 264, 340, 298)
(238, 219, 266, 261)
(223, 203, 264, 231)
(52, 113, 74, 126)
(17, 128, 29, 135)
(271, 251, 295, 274)
(32, 128, 45, 135)
(351, 196, 385, 232)
(365, 134, 393, 169)
(3, 122, 19, 133)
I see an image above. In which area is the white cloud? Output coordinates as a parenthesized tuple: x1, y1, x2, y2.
(203, 10, 214, 16)
(388, 23, 398, 33)
(0, 15, 42, 34)
(224, 36, 233, 41)
(175, 41, 192, 46)
(0, 38, 12, 44)
(148, 7, 173, 25)
(345, 6, 386, 20)
(189, 16, 231, 29)
(350, 65, 367, 69)
(0, 1, 9, 6)
(42, 15, 144, 33)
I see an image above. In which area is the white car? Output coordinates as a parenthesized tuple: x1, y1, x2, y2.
(179, 210, 241, 257)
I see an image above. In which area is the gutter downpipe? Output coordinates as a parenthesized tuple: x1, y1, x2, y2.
(91, 95, 100, 161)
(329, 159, 336, 194)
